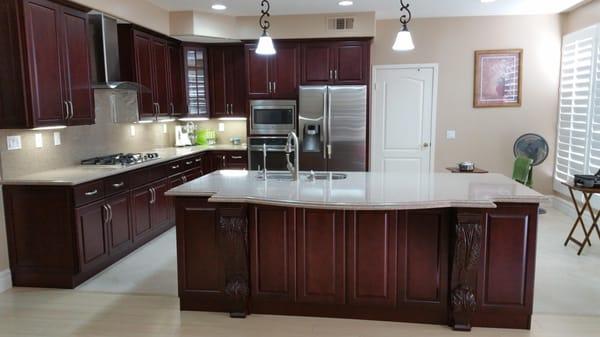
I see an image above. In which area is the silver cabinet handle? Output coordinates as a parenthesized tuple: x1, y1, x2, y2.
(171, 165, 180, 170)
(170, 102, 175, 115)
(149, 187, 156, 204)
(102, 205, 110, 225)
(334, 70, 338, 80)
(231, 156, 243, 159)
(112, 182, 125, 188)
(195, 158, 202, 163)
(182, 176, 187, 183)
(230, 104, 233, 114)
(329, 70, 333, 80)
(107, 204, 113, 223)
(268, 82, 272, 93)
(64, 101, 69, 120)
(85, 189, 98, 196)
(272, 82, 276, 93)
(186, 161, 193, 165)
(68, 101, 74, 119)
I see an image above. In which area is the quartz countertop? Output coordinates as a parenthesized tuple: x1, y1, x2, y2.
(165, 170, 546, 210)
(0, 144, 247, 186)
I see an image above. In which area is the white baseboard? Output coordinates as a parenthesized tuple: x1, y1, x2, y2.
(0, 269, 11, 293)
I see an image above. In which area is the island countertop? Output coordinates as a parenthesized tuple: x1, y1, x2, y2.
(165, 170, 545, 210)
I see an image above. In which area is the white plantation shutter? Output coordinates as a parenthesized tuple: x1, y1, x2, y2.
(554, 25, 600, 194)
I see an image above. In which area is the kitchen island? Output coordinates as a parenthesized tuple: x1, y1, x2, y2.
(166, 170, 545, 331)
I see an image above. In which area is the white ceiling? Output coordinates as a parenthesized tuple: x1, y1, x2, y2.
(146, 0, 587, 19)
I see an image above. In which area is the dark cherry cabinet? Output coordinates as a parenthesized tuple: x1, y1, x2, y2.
(301, 40, 370, 85)
(207, 151, 248, 172)
(106, 193, 133, 256)
(119, 25, 184, 121)
(131, 178, 170, 242)
(168, 42, 186, 117)
(245, 43, 299, 99)
(0, 0, 94, 128)
(208, 45, 247, 118)
(183, 45, 209, 118)
(75, 199, 110, 274)
(60, 5, 95, 125)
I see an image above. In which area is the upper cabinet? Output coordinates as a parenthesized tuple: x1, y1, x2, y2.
(245, 42, 299, 99)
(0, 0, 94, 129)
(208, 45, 246, 118)
(183, 45, 209, 118)
(118, 25, 185, 121)
(301, 40, 370, 85)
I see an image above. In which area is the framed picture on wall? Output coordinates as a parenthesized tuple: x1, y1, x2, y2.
(474, 49, 523, 108)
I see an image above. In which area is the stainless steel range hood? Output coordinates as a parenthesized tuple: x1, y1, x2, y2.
(89, 13, 145, 91)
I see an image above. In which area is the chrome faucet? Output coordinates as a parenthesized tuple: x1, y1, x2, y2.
(285, 131, 300, 181)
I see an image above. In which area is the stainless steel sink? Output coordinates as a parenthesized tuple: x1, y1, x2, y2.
(260, 172, 347, 181)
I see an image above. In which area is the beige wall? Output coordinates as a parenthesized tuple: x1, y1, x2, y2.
(562, 0, 600, 34)
(71, 0, 170, 35)
(373, 15, 562, 194)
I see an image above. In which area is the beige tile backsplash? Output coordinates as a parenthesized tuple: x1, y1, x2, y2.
(0, 90, 247, 178)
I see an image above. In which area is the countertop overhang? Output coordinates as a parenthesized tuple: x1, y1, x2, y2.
(165, 170, 546, 210)
(0, 145, 247, 186)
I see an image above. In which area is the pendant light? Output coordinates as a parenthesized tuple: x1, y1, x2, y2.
(393, 0, 415, 51)
(256, 0, 276, 55)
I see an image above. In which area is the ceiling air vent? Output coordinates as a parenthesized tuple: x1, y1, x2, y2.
(327, 17, 355, 31)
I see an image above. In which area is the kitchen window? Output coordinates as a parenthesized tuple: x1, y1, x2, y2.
(554, 24, 600, 196)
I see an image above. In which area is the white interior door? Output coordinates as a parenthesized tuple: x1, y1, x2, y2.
(371, 65, 436, 174)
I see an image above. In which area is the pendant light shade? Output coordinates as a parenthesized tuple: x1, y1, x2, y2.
(392, 26, 414, 51)
(256, 32, 276, 55)
(393, 1, 414, 51)
(256, 0, 276, 55)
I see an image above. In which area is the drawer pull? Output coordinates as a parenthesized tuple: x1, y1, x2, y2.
(231, 156, 243, 159)
(171, 165, 180, 170)
(112, 182, 125, 188)
(195, 158, 202, 163)
(85, 189, 98, 196)
(186, 161, 193, 165)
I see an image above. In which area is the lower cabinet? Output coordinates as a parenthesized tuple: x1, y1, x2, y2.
(131, 178, 171, 243)
(106, 193, 133, 256)
(75, 199, 110, 274)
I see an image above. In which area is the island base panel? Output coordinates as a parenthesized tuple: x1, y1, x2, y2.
(175, 197, 538, 331)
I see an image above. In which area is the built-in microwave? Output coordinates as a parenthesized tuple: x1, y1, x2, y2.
(249, 100, 297, 135)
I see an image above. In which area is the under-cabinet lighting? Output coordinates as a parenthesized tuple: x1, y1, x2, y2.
(31, 125, 67, 131)
(338, 1, 354, 6)
(218, 117, 247, 121)
(178, 117, 210, 122)
(136, 120, 154, 124)
(158, 119, 176, 123)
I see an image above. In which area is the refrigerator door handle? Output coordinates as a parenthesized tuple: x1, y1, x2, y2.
(327, 91, 332, 160)
(323, 90, 328, 159)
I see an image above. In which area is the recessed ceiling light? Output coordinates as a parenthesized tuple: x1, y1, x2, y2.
(480, 0, 496, 3)
(211, 4, 227, 10)
(338, 1, 354, 6)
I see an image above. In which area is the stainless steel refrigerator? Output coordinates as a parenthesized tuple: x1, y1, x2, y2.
(298, 85, 367, 171)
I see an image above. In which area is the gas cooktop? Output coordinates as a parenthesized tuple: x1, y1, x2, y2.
(80, 153, 160, 167)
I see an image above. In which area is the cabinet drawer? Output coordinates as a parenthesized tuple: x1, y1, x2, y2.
(182, 155, 203, 171)
(167, 159, 187, 175)
(73, 180, 105, 206)
(227, 152, 247, 165)
(104, 174, 129, 196)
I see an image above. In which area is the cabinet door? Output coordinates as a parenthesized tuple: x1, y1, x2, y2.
(150, 179, 171, 230)
(334, 41, 368, 84)
(184, 46, 209, 117)
(227, 46, 247, 117)
(106, 193, 132, 256)
(152, 38, 170, 117)
(271, 43, 298, 99)
(208, 47, 228, 117)
(250, 206, 295, 302)
(296, 209, 345, 304)
(301, 43, 334, 85)
(75, 200, 109, 273)
(168, 43, 186, 117)
(245, 45, 271, 98)
(132, 31, 155, 119)
(131, 185, 152, 242)
(347, 211, 397, 307)
(61, 6, 94, 125)
(23, 0, 67, 126)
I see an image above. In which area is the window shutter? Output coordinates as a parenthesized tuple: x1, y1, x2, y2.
(554, 25, 599, 193)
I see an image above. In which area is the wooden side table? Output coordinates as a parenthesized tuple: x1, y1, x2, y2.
(562, 182, 600, 255)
